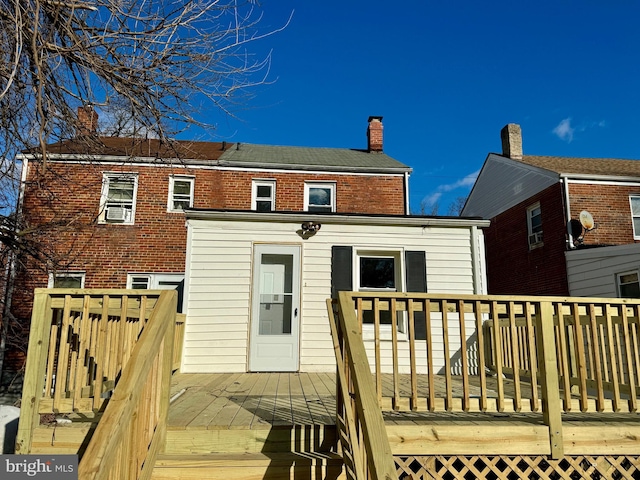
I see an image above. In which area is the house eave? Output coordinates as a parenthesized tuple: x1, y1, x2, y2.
(184, 209, 490, 228)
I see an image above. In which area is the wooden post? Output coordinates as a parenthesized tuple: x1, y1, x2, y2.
(535, 301, 564, 459)
(15, 290, 53, 454)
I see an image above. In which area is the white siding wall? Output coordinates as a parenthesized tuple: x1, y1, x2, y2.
(566, 243, 640, 298)
(182, 218, 484, 373)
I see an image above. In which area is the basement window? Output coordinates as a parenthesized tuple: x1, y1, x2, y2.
(48, 272, 85, 288)
(127, 273, 185, 312)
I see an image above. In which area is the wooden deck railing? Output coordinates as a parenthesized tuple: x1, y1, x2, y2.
(16, 288, 178, 479)
(331, 292, 640, 460)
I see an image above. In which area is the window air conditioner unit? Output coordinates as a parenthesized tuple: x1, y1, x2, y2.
(528, 231, 543, 245)
(106, 207, 127, 221)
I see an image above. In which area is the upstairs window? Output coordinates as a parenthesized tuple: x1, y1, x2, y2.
(618, 271, 640, 298)
(100, 173, 138, 224)
(252, 180, 276, 212)
(630, 196, 640, 239)
(527, 202, 543, 248)
(168, 176, 195, 212)
(305, 182, 336, 213)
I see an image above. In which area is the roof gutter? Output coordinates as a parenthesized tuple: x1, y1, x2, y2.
(185, 210, 490, 228)
(560, 173, 640, 184)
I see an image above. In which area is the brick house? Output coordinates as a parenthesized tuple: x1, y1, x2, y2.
(4, 112, 412, 369)
(462, 123, 640, 297)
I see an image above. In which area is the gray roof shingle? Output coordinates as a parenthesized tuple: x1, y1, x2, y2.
(516, 155, 640, 178)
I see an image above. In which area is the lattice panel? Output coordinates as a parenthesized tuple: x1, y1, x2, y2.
(395, 455, 640, 479)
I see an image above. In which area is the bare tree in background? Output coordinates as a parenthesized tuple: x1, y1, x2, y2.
(0, 0, 289, 381)
(447, 196, 467, 216)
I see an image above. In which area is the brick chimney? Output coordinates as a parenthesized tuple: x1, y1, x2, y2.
(77, 106, 98, 135)
(367, 116, 383, 152)
(500, 123, 522, 159)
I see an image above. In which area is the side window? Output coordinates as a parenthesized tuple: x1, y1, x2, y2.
(617, 271, 640, 298)
(252, 180, 276, 212)
(630, 196, 640, 239)
(168, 176, 195, 212)
(527, 202, 543, 248)
(305, 182, 336, 213)
(100, 173, 138, 224)
(48, 272, 85, 288)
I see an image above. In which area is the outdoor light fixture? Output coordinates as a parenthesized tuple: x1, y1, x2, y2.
(301, 221, 321, 233)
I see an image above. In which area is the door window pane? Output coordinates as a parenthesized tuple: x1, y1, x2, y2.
(258, 254, 293, 335)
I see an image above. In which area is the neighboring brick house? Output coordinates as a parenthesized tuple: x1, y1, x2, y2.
(4, 112, 411, 369)
(462, 123, 640, 297)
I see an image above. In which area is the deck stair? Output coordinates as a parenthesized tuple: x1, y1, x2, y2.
(150, 372, 344, 480)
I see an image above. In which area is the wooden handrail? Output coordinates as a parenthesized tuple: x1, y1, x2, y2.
(329, 293, 398, 480)
(78, 289, 177, 479)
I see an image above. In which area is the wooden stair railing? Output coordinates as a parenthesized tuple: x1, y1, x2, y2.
(327, 293, 398, 480)
(78, 289, 177, 479)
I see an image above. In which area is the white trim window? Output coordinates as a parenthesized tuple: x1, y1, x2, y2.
(168, 176, 195, 212)
(127, 273, 185, 312)
(48, 272, 85, 288)
(527, 202, 543, 248)
(99, 173, 138, 224)
(617, 271, 640, 298)
(630, 196, 640, 239)
(305, 182, 336, 213)
(355, 249, 406, 338)
(252, 179, 276, 212)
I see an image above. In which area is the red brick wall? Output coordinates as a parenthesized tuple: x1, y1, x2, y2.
(567, 183, 640, 245)
(485, 183, 570, 295)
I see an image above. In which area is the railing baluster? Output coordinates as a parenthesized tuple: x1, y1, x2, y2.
(555, 302, 571, 411)
(458, 300, 470, 412)
(621, 305, 637, 412)
(425, 299, 435, 412)
(571, 303, 588, 412)
(391, 298, 400, 411)
(588, 303, 605, 411)
(490, 301, 504, 412)
(604, 304, 621, 412)
(525, 301, 539, 412)
(408, 299, 418, 411)
(374, 298, 382, 407)
(442, 300, 452, 412)
(508, 301, 521, 412)
(474, 301, 488, 412)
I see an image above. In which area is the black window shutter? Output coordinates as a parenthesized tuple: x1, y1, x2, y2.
(331, 246, 353, 299)
(405, 251, 427, 340)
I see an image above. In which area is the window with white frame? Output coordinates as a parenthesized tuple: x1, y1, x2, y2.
(630, 196, 640, 239)
(127, 273, 185, 312)
(168, 176, 195, 212)
(305, 182, 336, 213)
(252, 179, 276, 212)
(100, 173, 138, 224)
(527, 202, 543, 248)
(356, 250, 406, 337)
(617, 271, 640, 298)
(48, 272, 85, 288)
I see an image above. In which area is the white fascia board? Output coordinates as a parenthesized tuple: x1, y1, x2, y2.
(562, 174, 640, 186)
(184, 210, 490, 229)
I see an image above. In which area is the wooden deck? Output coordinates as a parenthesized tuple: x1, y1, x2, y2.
(165, 372, 640, 457)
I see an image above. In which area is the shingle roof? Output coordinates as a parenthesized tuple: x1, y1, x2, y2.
(516, 155, 640, 177)
(28, 137, 411, 173)
(218, 143, 411, 173)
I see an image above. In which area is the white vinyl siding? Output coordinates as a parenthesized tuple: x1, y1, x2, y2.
(182, 217, 485, 374)
(567, 243, 640, 298)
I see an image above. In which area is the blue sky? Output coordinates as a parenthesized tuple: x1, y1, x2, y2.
(193, 1, 640, 215)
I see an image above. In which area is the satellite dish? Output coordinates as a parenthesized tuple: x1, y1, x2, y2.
(579, 210, 595, 230)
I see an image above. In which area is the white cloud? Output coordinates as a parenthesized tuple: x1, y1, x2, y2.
(553, 118, 575, 142)
(420, 169, 480, 210)
(553, 117, 606, 143)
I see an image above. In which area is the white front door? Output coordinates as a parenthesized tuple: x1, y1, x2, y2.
(249, 244, 301, 372)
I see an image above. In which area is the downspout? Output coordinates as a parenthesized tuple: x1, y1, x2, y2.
(562, 176, 575, 249)
(404, 172, 410, 215)
(470, 225, 486, 294)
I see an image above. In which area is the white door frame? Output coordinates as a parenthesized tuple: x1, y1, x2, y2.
(249, 244, 301, 372)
